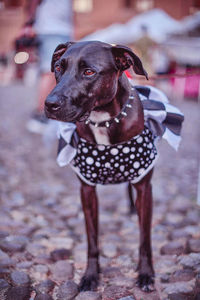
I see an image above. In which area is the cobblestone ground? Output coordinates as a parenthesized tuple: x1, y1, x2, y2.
(0, 83, 199, 300)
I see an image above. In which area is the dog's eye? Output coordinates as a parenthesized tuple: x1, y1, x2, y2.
(55, 65, 61, 72)
(84, 69, 95, 76)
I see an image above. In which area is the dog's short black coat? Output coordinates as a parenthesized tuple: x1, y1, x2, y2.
(45, 41, 183, 293)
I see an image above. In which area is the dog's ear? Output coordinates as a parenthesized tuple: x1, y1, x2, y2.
(111, 44, 148, 80)
(51, 42, 75, 72)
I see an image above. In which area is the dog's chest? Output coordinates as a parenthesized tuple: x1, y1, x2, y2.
(72, 126, 158, 185)
(89, 111, 111, 145)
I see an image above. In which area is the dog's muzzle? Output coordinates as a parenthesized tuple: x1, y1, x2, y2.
(45, 95, 89, 123)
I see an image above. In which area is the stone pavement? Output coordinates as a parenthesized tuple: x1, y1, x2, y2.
(0, 83, 199, 300)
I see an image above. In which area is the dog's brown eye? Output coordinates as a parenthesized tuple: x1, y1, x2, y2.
(55, 65, 61, 72)
(84, 69, 95, 76)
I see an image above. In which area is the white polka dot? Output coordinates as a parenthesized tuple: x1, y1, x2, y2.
(105, 162, 111, 168)
(86, 157, 94, 165)
(148, 143, 153, 149)
(123, 147, 130, 154)
(131, 147, 136, 152)
(130, 169, 134, 173)
(114, 163, 119, 167)
(83, 147, 88, 153)
(137, 136, 143, 143)
(101, 156, 106, 160)
(130, 154, 135, 159)
(138, 168, 145, 175)
(92, 150, 98, 156)
(92, 173, 97, 178)
(150, 153, 154, 159)
(98, 145, 105, 151)
(110, 148, 119, 155)
(115, 156, 119, 160)
(95, 162, 100, 167)
(81, 156, 85, 160)
(120, 165, 125, 172)
(124, 171, 129, 176)
(138, 147, 143, 153)
(133, 161, 140, 168)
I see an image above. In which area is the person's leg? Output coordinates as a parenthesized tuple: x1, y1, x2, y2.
(27, 34, 69, 132)
(36, 72, 56, 113)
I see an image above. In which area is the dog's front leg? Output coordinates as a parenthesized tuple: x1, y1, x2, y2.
(79, 180, 99, 291)
(133, 169, 155, 292)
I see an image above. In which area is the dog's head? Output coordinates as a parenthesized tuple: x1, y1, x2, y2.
(45, 41, 147, 123)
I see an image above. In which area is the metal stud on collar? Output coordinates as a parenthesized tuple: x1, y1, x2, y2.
(126, 104, 132, 108)
(105, 121, 110, 128)
(85, 91, 134, 128)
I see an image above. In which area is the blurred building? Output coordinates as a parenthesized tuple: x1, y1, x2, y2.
(0, 0, 200, 52)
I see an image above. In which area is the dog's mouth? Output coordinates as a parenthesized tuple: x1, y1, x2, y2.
(45, 106, 90, 123)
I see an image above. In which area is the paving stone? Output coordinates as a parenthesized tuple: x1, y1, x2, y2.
(35, 279, 55, 294)
(115, 255, 133, 268)
(168, 229, 192, 241)
(102, 244, 117, 258)
(103, 267, 123, 278)
(0, 231, 9, 239)
(118, 297, 135, 300)
(0, 237, 26, 253)
(50, 260, 74, 282)
(75, 291, 102, 300)
(163, 280, 196, 299)
(35, 294, 53, 300)
(0, 278, 10, 289)
(0, 257, 15, 268)
(27, 242, 47, 256)
(108, 276, 134, 289)
(57, 280, 79, 300)
(102, 285, 132, 300)
(170, 269, 195, 282)
(10, 270, 30, 286)
(160, 241, 186, 255)
(16, 260, 33, 269)
(6, 285, 31, 300)
(0, 267, 10, 278)
(187, 239, 200, 253)
(50, 248, 72, 262)
(160, 273, 170, 283)
(178, 253, 200, 270)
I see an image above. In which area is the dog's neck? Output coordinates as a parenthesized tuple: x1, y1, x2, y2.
(88, 102, 118, 145)
(76, 74, 144, 145)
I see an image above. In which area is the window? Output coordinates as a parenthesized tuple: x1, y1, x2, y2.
(136, 0, 154, 12)
(73, 0, 93, 13)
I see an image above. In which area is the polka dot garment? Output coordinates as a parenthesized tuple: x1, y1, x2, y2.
(72, 126, 158, 185)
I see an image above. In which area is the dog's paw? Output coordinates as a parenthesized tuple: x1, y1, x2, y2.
(136, 274, 155, 293)
(79, 273, 99, 291)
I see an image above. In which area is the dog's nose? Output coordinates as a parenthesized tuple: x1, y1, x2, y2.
(45, 95, 63, 112)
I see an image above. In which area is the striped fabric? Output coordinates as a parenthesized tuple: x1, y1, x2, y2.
(135, 85, 184, 150)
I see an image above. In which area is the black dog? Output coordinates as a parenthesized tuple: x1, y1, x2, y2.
(45, 41, 183, 292)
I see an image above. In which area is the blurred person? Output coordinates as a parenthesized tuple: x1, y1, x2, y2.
(19, 0, 74, 133)
(133, 25, 156, 76)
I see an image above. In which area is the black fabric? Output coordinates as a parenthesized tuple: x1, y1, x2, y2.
(134, 86, 151, 98)
(142, 99, 165, 111)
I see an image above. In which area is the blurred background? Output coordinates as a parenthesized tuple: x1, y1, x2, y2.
(0, 1, 200, 299)
(0, 0, 200, 97)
